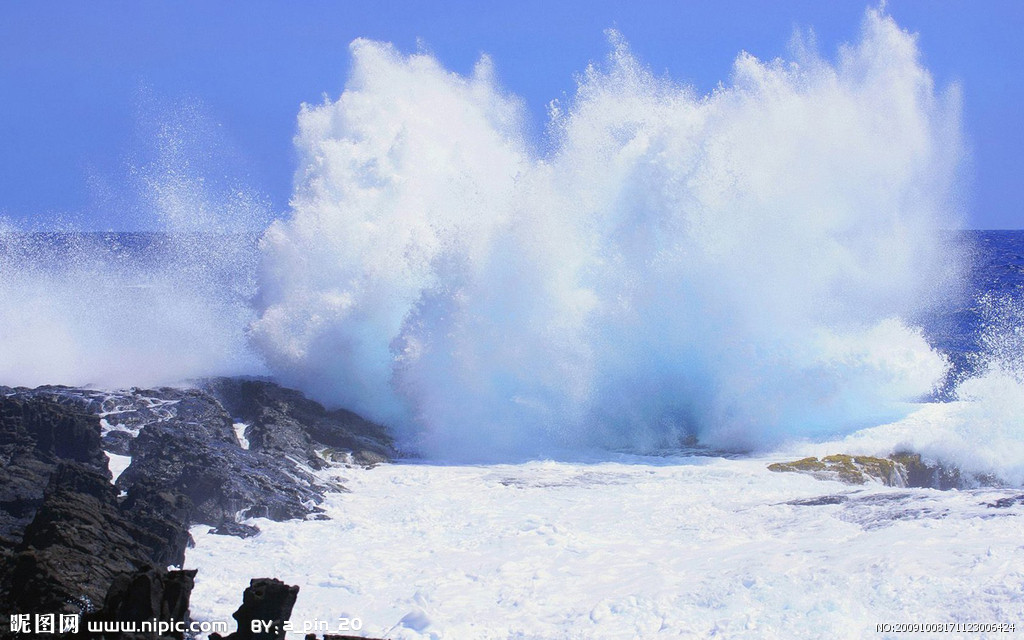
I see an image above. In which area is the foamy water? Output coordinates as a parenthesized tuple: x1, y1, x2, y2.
(185, 456, 1024, 640)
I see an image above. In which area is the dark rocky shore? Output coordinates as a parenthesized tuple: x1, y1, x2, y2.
(0, 379, 394, 638)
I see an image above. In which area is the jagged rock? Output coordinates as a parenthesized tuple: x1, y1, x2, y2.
(102, 429, 136, 455)
(986, 494, 1024, 508)
(210, 578, 300, 640)
(0, 394, 121, 619)
(113, 380, 394, 533)
(210, 522, 261, 538)
(768, 452, 994, 489)
(886, 451, 993, 490)
(0, 393, 109, 564)
(205, 378, 395, 468)
(0, 391, 107, 464)
(786, 495, 849, 506)
(6, 381, 393, 541)
(0, 379, 394, 634)
(768, 455, 905, 486)
(84, 566, 198, 639)
(0, 392, 194, 622)
(1, 463, 158, 614)
(119, 486, 194, 569)
(118, 411, 320, 529)
(351, 450, 389, 467)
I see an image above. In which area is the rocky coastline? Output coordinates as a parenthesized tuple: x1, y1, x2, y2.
(0, 379, 394, 639)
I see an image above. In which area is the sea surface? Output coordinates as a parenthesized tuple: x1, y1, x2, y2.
(918, 230, 1024, 394)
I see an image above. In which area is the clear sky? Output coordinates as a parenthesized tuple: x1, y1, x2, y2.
(1, 1, 1021, 229)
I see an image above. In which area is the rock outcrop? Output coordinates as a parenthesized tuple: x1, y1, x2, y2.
(204, 378, 394, 467)
(0, 393, 182, 620)
(2, 462, 181, 616)
(210, 578, 300, 640)
(114, 379, 394, 531)
(768, 452, 996, 489)
(0, 393, 109, 568)
(0, 379, 394, 637)
(83, 566, 198, 639)
(117, 399, 321, 527)
(2, 380, 395, 539)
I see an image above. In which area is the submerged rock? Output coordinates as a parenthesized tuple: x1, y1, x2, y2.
(210, 522, 261, 538)
(886, 452, 994, 490)
(786, 494, 850, 506)
(986, 494, 1024, 508)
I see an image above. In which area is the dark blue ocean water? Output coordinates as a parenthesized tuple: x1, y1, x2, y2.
(918, 230, 1024, 395)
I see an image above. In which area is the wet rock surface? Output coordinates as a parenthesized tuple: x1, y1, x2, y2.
(2, 379, 394, 538)
(0, 379, 393, 636)
(0, 456, 193, 616)
(767, 452, 996, 489)
(117, 401, 321, 528)
(204, 378, 395, 468)
(986, 494, 1024, 508)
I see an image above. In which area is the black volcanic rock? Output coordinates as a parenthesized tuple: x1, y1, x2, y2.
(84, 566, 198, 639)
(0, 394, 108, 570)
(205, 378, 395, 468)
(102, 429, 134, 455)
(0, 391, 191, 631)
(5, 381, 395, 540)
(210, 578, 300, 640)
(119, 412, 322, 527)
(1, 463, 156, 614)
(119, 485, 194, 569)
(0, 391, 107, 464)
(0, 378, 394, 636)
(114, 380, 395, 532)
(210, 522, 261, 538)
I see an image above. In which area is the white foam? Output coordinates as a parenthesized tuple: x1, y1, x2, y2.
(105, 452, 132, 483)
(185, 458, 1024, 639)
(809, 292, 1024, 485)
(233, 422, 250, 450)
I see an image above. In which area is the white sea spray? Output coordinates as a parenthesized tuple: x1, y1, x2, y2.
(252, 9, 964, 459)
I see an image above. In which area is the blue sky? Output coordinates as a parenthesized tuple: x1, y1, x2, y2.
(1, 1, 1021, 229)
